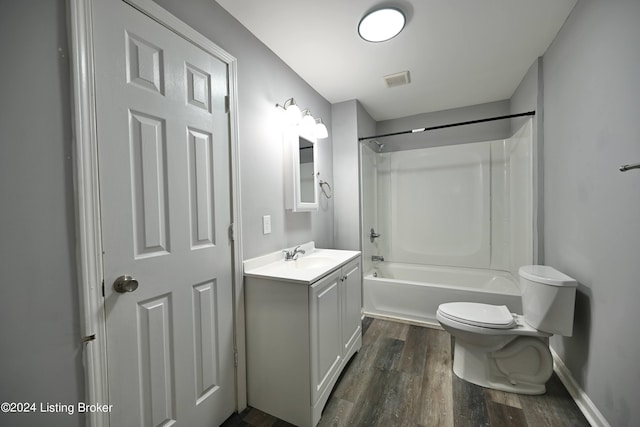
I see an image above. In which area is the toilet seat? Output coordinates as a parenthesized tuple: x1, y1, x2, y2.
(437, 302, 550, 338)
(438, 302, 516, 329)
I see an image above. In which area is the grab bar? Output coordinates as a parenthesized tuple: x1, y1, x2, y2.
(619, 162, 640, 172)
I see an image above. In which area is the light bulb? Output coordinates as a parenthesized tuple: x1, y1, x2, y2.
(315, 118, 328, 139)
(301, 110, 316, 133)
(285, 102, 301, 124)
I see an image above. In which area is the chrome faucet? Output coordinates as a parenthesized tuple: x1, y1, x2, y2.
(283, 245, 306, 261)
(371, 255, 385, 262)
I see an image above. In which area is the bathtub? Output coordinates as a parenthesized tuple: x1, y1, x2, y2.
(363, 262, 523, 327)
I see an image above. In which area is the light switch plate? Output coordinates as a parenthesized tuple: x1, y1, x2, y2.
(262, 215, 271, 234)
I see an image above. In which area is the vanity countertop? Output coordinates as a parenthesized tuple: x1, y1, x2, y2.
(243, 242, 360, 284)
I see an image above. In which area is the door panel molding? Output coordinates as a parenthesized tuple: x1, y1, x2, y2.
(69, 1, 244, 425)
(137, 294, 176, 426)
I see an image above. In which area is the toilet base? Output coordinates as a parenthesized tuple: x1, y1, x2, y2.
(452, 336, 553, 395)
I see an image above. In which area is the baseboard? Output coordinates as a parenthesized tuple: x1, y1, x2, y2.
(551, 349, 610, 427)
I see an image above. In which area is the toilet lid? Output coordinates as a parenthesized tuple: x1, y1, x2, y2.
(438, 302, 516, 329)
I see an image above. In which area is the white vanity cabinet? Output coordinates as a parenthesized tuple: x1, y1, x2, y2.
(244, 251, 361, 427)
(309, 270, 342, 406)
(340, 259, 362, 356)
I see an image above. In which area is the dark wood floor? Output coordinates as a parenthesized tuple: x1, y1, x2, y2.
(223, 317, 590, 427)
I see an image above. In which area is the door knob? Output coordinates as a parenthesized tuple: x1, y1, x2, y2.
(113, 275, 139, 293)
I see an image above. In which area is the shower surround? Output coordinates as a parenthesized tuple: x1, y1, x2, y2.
(361, 121, 533, 325)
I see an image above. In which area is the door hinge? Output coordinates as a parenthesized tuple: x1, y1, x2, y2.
(224, 95, 230, 114)
(234, 350, 238, 367)
(228, 223, 235, 242)
(101, 280, 105, 297)
(82, 334, 96, 344)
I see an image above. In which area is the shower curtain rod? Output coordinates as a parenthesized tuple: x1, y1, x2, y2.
(358, 111, 535, 141)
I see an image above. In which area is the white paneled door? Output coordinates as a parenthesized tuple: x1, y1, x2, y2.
(92, 0, 235, 425)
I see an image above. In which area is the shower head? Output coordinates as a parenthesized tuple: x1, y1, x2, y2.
(371, 140, 385, 152)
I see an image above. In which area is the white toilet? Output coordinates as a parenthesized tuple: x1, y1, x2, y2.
(436, 265, 577, 395)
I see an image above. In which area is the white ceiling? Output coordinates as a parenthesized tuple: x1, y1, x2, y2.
(216, 0, 577, 121)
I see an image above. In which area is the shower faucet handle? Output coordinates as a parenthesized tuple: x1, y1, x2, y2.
(370, 228, 381, 243)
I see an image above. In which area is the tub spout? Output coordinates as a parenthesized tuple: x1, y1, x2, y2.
(371, 255, 385, 262)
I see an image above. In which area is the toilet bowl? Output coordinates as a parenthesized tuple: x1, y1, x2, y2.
(437, 265, 577, 395)
(437, 303, 554, 394)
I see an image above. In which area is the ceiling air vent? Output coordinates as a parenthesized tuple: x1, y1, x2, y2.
(383, 70, 411, 88)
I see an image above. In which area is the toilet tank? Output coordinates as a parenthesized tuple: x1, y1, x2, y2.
(519, 265, 577, 336)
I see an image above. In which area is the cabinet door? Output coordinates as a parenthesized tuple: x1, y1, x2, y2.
(309, 271, 342, 405)
(341, 258, 362, 355)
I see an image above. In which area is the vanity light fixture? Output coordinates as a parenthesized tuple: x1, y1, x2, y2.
(314, 118, 328, 139)
(277, 98, 329, 139)
(276, 98, 302, 124)
(358, 7, 406, 43)
(301, 109, 317, 132)
(302, 109, 329, 139)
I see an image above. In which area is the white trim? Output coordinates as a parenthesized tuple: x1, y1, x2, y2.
(123, 0, 237, 64)
(68, 1, 109, 426)
(227, 46, 248, 413)
(69, 0, 246, 424)
(551, 348, 610, 427)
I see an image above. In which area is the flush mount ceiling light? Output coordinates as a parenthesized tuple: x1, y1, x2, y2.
(358, 7, 406, 43)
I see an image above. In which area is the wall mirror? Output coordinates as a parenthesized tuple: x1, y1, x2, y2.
(285, 126, 318, 211)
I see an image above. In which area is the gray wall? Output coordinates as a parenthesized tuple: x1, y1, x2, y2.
(510, 57, 544, 263)
(375, 100, 511, 152)
(331, 100, 375, 251)
(0, 1, 84, 426)
(542, 0, 640, 425)
(356, 102, 377, 259)
(331, 101, 359, 250)
(155, 0, 334, 259)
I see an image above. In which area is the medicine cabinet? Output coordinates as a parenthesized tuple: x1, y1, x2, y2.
(284, 126, 319, 212)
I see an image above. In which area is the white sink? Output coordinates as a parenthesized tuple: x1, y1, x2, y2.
(243, 242, 361, 284)
(288, 256, 335, 270)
